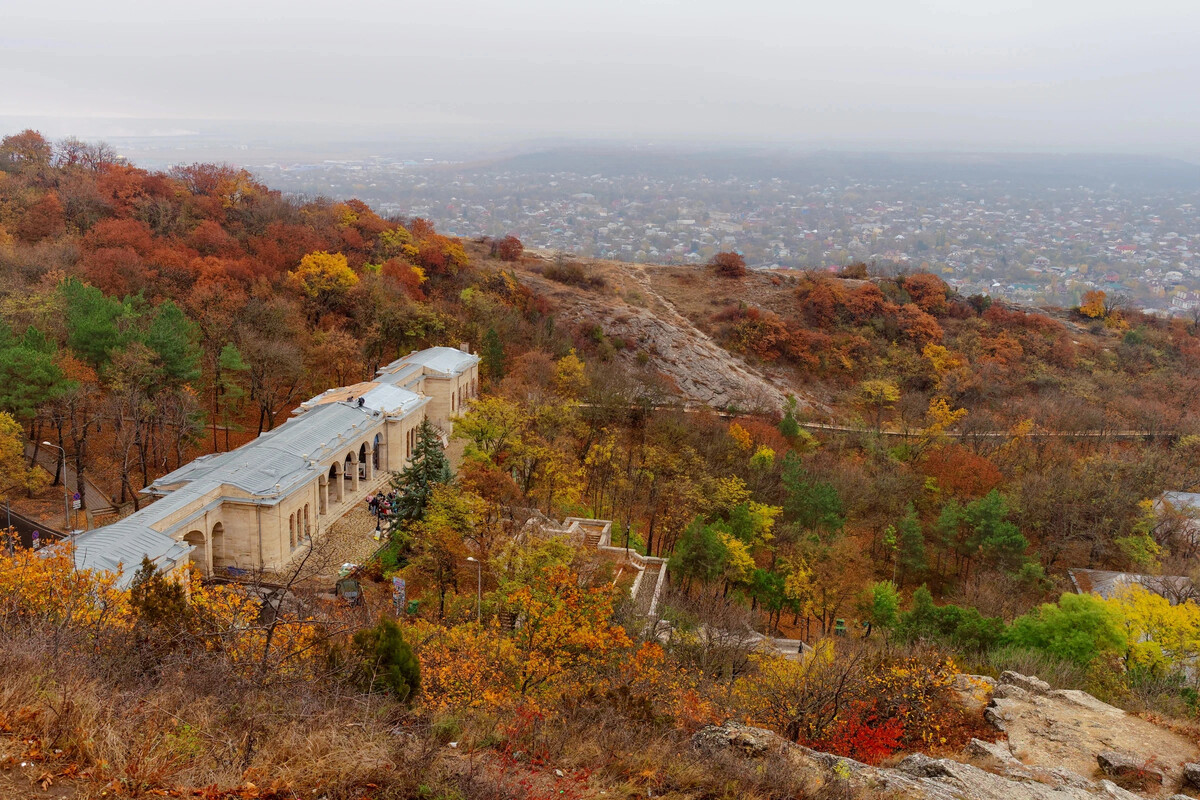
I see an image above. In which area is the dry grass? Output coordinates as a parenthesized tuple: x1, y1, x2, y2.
(0, 631, 435, 798)
(0, 625, 836, 799)
(446, 696, 819, 800)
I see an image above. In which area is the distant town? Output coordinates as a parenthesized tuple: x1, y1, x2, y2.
(220, 148, 1200, 315)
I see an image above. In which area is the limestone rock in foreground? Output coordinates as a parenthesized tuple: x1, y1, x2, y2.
(1096, 751, 1164, 785)
(691, 720, 774, 757)
(897, 752, 1143, 800)
(1046, 690, 1125, 715)
(964, 738, 1019, 765)
(692, 721, 1147, 800)
(999, 670, 1052, 696)
(989, 673, 1194, 788)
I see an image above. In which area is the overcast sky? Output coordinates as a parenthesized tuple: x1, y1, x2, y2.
(3, 0, 1199, 157)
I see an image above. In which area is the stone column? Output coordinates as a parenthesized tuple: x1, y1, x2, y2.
(350, 455, 360, 492)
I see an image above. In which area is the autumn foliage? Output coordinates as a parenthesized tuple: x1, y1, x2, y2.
(4, 128, 1200, 796)
(711, 250, 747, 277)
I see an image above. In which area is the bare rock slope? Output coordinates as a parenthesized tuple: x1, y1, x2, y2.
(516, 266, 798, 412)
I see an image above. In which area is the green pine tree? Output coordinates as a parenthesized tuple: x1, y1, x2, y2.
(390, 419, 451, 525)
(145, 300, 201, 387)
(481, 326, 505, 380)
(856, 580, 900, 637)
(129, 556, 190, 629)
(61, 277, 130, 370)
(781, 453, 845, 542)
(964, 490, 1028, 572)
(896, 504, 927, 586)
(214, 343, 249, 450)
(779, 395, 801, 439)
(350, 616, 420, 701)
(0, 324, 68, 421)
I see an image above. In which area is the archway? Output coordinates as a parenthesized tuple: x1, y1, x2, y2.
(210, 522, 225, 571)
(373, 433, 382, 470)
(183, 529, 207, 575)
(329, 461, 344, 503)
(358, 442, 372, 481)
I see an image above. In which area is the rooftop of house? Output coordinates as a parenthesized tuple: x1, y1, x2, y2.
(1158, 490, 1200, 512)
(1068, 568, 1195, 604)
(384, 346, 477, 377)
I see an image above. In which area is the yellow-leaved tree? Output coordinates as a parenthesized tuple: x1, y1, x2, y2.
(1079, 289, 1107, 319)
(1108, 584, 1200, 676)
(506, 564, 631, 696)
(921, 396, 967, 445)
(728, 422, 754, 451)
(0, 411, 49, 499)
(287, 251, 358, 319)
(553, 349, 589, 398)
(0, 546, 130, 633)
(857, 379, 900, 432)
(452, 395, 525, 462)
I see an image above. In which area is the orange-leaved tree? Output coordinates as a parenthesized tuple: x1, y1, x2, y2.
(1079, 289, 1107, 319)
(711, 251, 746, 278)
(406, 618, 519, 711)
(506, 564, 631, 696)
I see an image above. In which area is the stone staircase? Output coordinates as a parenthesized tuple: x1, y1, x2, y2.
(633, 562, 662, 615)
(525, 515, 671, 622)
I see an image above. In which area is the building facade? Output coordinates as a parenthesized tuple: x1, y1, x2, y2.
(71, 346, 480, 585)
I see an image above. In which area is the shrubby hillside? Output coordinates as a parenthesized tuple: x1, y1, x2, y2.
(2, 130, 1200, 798)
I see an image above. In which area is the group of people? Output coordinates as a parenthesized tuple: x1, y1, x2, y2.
(367, 491, 400, 525)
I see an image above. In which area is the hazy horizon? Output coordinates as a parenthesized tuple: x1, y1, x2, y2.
(5, 1, 1199, 161)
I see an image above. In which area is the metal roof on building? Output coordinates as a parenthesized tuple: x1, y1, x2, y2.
(383, 346, 477, 377)
(1068, 568, 1195, 604)
(154, 401, 384, 497)
(1159, 491, 1200, 512)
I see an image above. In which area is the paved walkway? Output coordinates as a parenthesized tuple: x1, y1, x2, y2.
(318, 504, 389, 575)
(281, 471, 392, 582)
(25, 444, 117, 515)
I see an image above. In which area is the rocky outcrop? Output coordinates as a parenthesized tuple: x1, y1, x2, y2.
(1183, 762, 1200, 790)
(695, 669, 1200, 799)
(516, 268, 799, 412)
(1000, 671, 1051, 696)
(983, 670, 1193, 790)
(1096, 752, 1163, 786)
(691, 720, 774, 757)
(964, 738, 1020, 765)
(692, 721, 1145, 800)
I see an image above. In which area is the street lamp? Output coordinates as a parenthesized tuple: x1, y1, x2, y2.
(466, 556, 482, 623)
(41, 442, 71, 531)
